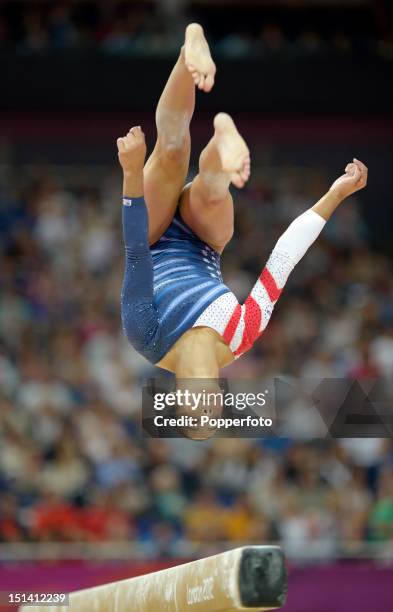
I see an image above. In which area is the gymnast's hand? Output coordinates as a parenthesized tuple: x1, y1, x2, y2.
(329, 158, 368, 200)
(117, 126, 147, 197)
(117, 126, 147, 174)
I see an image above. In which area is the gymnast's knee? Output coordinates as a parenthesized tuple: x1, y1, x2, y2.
(209, 223, 234, 251)
(157, 137, 191, 167)
(155, 109, 191, 166)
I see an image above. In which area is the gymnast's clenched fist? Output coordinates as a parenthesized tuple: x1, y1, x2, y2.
(117, 126, 147, 175)
(117, 126, 147, 197)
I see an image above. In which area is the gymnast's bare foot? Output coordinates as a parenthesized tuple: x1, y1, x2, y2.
(184, 23, 216, 92)
(213, 113, 251, 188)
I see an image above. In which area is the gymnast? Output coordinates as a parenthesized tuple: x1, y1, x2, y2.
(118, 24, 368, 437)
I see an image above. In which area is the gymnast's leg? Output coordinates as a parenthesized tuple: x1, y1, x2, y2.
(180, 113, 250, 253)
(144, 23, 216, 244)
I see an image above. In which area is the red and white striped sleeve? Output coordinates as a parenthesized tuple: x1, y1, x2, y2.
(228, 209, 326, 357)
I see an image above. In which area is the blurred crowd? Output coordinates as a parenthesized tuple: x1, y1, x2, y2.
(1, 153, 393, 560)
(0, 0, 393, 61)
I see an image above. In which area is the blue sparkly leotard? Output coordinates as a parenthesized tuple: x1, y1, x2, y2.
(121, 196, 231, 364)
(120, 196, 326, 366)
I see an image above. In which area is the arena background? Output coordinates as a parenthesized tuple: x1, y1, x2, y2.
(1, 0, 393, 610)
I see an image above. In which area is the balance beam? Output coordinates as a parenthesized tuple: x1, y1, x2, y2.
(19, 546, 287, 611)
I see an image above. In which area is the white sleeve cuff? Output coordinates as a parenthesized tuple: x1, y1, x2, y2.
(274, 209, 326, 265)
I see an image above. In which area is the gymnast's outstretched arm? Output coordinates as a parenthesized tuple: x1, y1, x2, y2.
(117, 126, 160, 348)
(234, 159, 368, 356)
